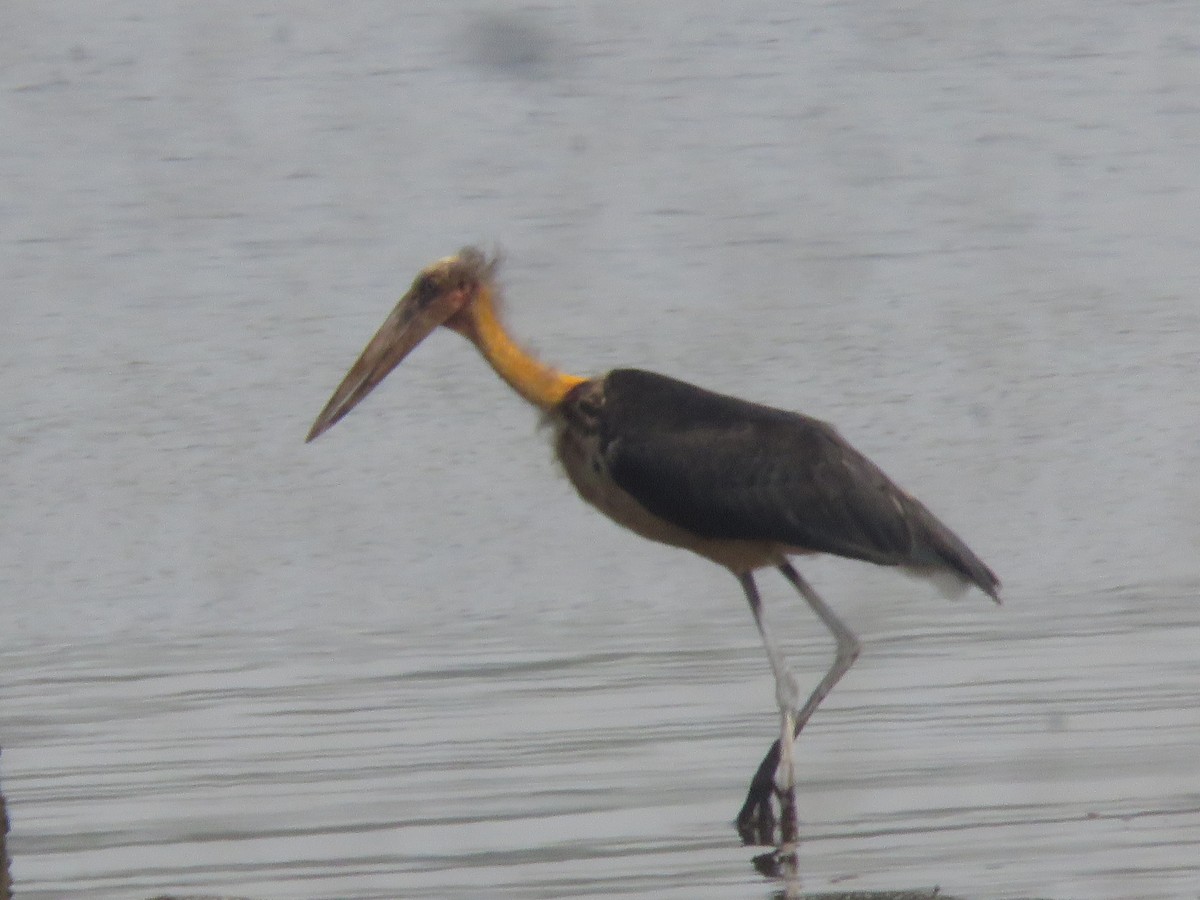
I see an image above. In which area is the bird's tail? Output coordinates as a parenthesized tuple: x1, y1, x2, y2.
(911, 503, 1001, 603)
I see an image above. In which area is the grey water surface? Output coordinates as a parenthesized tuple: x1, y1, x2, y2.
(3, 2, 1200, 898)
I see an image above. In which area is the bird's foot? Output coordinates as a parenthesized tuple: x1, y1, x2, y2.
(737, 794, 777, 846)
(736, 736, 800, 847)
(736, 737, 781, 845)
(778, 780, 799, 846)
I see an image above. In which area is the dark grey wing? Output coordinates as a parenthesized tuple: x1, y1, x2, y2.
(600, 369, 999, 597)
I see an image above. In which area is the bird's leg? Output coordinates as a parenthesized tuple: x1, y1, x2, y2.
(736, 572, 802, 851)
(738, 564, 861, 843)
(778, 561, 861, 735)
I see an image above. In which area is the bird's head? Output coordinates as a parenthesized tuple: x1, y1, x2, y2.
(306, 247, 498, 442)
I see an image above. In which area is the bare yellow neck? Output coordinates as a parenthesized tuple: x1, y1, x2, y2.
(462, 288, 586, 411)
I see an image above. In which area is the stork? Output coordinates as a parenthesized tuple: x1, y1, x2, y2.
(306, 247, 1000, 852)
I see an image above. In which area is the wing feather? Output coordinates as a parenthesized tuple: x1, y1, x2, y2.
(599, 369, 998, 596)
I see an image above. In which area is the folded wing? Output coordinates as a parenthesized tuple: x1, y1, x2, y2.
(599, 369, 999, 599)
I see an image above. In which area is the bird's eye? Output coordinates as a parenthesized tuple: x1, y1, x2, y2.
(415, 274, 440, 304)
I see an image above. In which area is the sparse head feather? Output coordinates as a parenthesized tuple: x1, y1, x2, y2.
(409, 246, 502, 311)
(454, 245, 504, 312)
(421, 245, 499, 291)
(455, 245, 501, 283)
